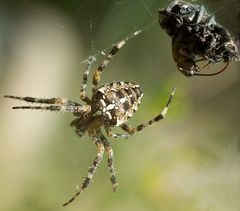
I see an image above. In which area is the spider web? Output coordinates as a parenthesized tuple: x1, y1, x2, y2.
(14, 0, 240, 67)
(1, 0, 239, 71)
(0, 1, 240, 210)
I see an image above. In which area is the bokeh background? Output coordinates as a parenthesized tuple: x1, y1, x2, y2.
(0, 0, 240, 211)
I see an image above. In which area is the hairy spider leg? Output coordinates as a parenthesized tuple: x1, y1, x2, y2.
(99, 134, 118, 192)
(105, 145, 118, 192)
(104, 126, 130, 139)
(121, 87, 176, 134)
(4, 95, 80, 106)
(92, 30, 142, 94)
(4, 95, 91, 113)
(11, 105, 91, 113)
(62, 140, 105, 207)
(80, 56, 96, 104)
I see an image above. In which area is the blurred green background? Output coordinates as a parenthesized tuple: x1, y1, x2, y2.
(1, 0, 240, 211)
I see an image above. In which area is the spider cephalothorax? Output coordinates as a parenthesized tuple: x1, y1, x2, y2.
(5, 29, 175, 206)
(159, 0, 239, 77)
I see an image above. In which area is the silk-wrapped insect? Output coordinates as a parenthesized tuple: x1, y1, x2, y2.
(159, 0, 239, 77)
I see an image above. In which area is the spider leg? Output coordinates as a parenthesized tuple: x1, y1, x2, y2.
(5, 95, 91, 113)
(62, 140, 104, 206)
(11, 104, 91, 113)
(104, 126, 130, 139)
(121, 87, 176, 134)
(80, 56, 96, 104)
(98, 133, 118, 192)
(4, 95, 80, 106)
(92, 29, 142, 94)
(105, 144, 118, 192)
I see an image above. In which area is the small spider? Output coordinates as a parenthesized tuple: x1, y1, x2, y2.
(5, 30, 176, 206)
(159, 0, 239, 77)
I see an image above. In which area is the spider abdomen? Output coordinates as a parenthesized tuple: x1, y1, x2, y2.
(91, 81, 143, 126)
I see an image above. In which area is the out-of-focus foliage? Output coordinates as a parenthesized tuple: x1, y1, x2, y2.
(0, 0, 239, 211)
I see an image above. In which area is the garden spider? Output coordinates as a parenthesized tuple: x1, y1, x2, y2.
(5, 30, 175, 206)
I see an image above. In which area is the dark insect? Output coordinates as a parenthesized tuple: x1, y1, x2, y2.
(159, 0, 239, 77)
(5, 30, 175, 206)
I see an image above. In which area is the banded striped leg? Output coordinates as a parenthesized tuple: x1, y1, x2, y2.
(104, 126, 130, 139)
(4, 95, 91, 113)
(80, 56, 96, 104)
(4, 95, 80, 106)
(62, 140, 105, 206)
(100, 135, 118, 192)
(121, 87, 176, 134)
(106, 145, 118, 192)
(92, 30, 142, 93)
(11, 105, 91, 113)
